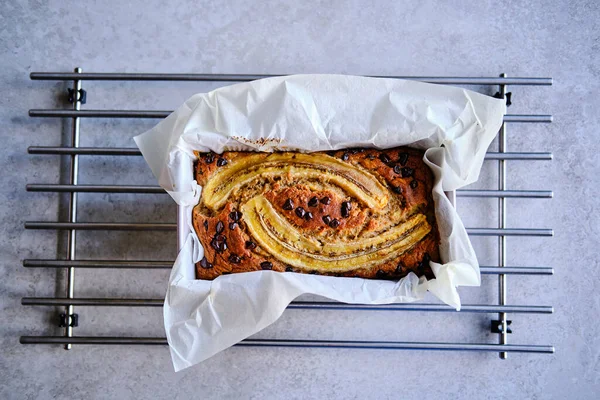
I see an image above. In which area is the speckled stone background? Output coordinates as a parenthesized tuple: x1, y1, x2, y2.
(1, 1, 598, 399)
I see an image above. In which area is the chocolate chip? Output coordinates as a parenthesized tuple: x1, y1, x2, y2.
(216, 158, 228, 167)
(211, 234, 227, 253)
(245, 241, 256, 250)
(392, 186, 402, 194)
(308, 197, 319, 207)
(260, 261, 273, 270)
(229, 222, 238, 230)
(395, 262, 405, 274)
(199, 256, 213, 269)
(203, 220, 209, 231)
(401, 167, 414, 178)
(309, 270, 319, 275)
(410, 180, 418, 189)
(341, 201, 351, 218)
(285, 267, 294, 272)
(329, 219, 340, 228)
(393, 164, 402, 175)
(320, 196, 331, 205)
(423, 253, 431, 265)
(341, 152, 349, 161)
(398, 152, 409, 166)
(229, 211, 242, 221)
(379, 153, 391, 164)
(304, 212, 313, 221)
(283, 199, 294, 210)
(228, 254, 241, 264)
(222, 271, 231, 275)
(295, 207, 306, 218)
(322, 215, 332, 225)
(215, 221, 224, 234)
(204, 153, 215, 164)
(367, 154, 376, 160)
(376, 269, 387, 278)
(417, 262, 425, 276)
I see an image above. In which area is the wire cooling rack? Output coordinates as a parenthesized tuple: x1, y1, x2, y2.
(21, 69, 554, 358)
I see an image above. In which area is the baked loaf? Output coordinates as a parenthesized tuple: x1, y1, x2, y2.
(192, 147, 439, 280)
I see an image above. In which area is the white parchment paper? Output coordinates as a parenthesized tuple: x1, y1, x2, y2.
(134, 74, 506, 371)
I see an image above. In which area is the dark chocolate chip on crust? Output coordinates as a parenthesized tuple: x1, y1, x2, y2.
(199, 256, 213, 269)
(211, 234, 227, 253)
(216, 158, 228, 167)
(229, 211, 242, 221)
(295, 207, 306, 218)
(260, 261, 273, 270)
(216, 221, 224, 234)
(322, 215, 332, 225)
(229, 222, 238, 230)
(395, 262, 405, 274)
(283, 199, 294, 210)
(285, 267, 294, 272)
(423, 253, 431, 264)
(329, 219, 340, 228)
(308, 197, 319, 207)
(245, 241, 257, 250)
(304, 212, 313, 221)
(401, 167, 414, 178)
(203, 220, 209, 231)
(398, 152, 409, 166)
(320, 196, 331, 205)
(410, 180, 418, 189)
(416, 254, 431, 276)
(228, 254, 241, 264)
(205, 153, 215, 164)
(341, 152, 349, 161)
(392, 186, 402, 194)
(341, 201, 351, 218)
(379, 153, 391, 164)
(376, 269, 387, 278)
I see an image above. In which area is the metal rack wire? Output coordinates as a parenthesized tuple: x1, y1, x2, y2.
(21, 69, 555, 357)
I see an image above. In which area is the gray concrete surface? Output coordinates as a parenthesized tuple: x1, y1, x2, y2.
(1, 0, 598, 399)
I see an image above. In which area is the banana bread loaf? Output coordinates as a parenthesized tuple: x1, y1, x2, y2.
(192, 147, 439, 280)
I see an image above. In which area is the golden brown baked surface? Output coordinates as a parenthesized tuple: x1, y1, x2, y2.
(192, 147, 439, 280)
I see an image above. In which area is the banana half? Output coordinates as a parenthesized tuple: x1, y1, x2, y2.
(202, 152, 390, 211)
(242, 195, 431, 273)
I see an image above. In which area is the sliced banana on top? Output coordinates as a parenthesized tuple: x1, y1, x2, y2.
(242, 195, 431, 273)
(202, 152, 389, 211)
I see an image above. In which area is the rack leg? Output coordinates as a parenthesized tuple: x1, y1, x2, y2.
(498, 73, 508, 359)
(64, 67, 82, 350)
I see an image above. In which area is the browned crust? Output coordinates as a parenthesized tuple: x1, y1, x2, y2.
(193, 147, 439, 280)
